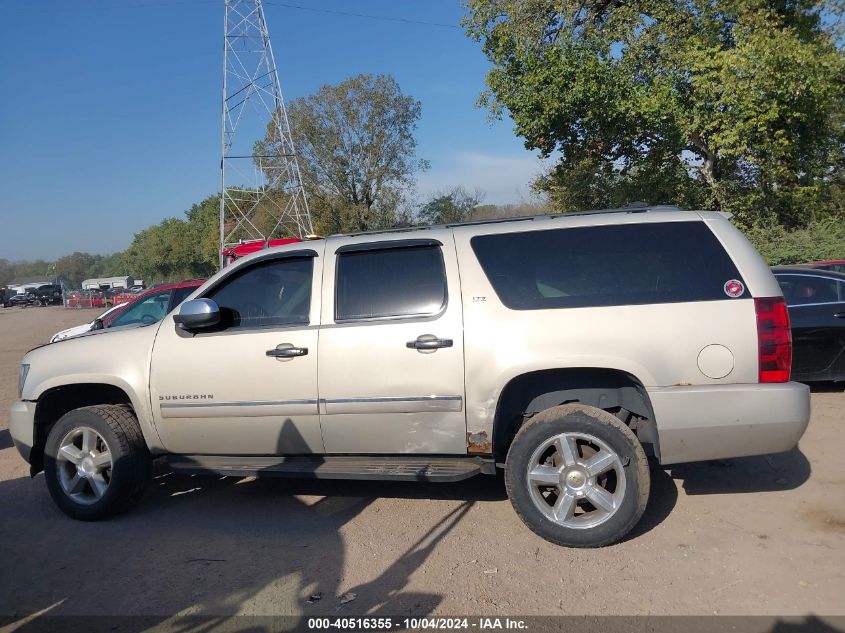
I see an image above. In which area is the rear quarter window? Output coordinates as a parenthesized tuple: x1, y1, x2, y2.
(470, 221, 745, 310)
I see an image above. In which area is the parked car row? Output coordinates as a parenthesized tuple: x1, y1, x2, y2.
(1, 284, 64, 308)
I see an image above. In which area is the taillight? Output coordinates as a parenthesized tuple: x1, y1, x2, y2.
(755, 297, 792, 383)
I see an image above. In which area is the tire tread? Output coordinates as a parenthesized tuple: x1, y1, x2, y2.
(44, 404, 150, 520)
(504, 403, 650, 548)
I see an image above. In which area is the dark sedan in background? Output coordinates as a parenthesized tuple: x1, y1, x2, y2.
(773, 267, 845, 383)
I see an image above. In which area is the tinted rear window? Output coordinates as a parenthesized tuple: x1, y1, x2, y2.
(470, 221, 745, 310)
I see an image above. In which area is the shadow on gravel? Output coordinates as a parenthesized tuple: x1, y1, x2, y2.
(0, 463, 470, 630)
(0, 428, 13, 450)
(624, 459, 677, 541)
(807, 381, 845, 393)
(667, 447, 811, 495)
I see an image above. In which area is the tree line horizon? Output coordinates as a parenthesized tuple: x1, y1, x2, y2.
(3, 1, 843, 287)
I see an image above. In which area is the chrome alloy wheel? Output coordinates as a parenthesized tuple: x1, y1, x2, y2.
(526, 431, 626, 529)
(56, 426, 113, 505)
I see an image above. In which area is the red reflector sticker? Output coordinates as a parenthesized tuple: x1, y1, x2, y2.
(724, 279, 745, 298)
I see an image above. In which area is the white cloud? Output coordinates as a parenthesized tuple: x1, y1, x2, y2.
(416, 151, 550, 205)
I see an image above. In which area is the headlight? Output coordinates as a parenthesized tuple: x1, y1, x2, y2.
(18, 364, 30, 398)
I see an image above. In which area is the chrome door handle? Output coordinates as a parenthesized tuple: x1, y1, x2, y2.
(834, 312, 845, 319)
(266, 344, 308, 358)
(407, 335, 453, 350)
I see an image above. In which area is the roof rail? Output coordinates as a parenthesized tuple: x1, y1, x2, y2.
(332, 204, 685, 238)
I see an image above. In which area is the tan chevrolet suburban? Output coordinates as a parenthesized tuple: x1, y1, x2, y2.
(9, 206, 811, 547)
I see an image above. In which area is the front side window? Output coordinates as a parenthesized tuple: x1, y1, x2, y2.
(777, 275, 841, 306)
(206, 256, 313, 329)
(335, 244, 447, 321)
(471, 221, 746, 310)
(109, 290, 171, 327)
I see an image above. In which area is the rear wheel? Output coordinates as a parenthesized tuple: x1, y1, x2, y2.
(44, 405, 151, 520)
(505, 403, 649, 547)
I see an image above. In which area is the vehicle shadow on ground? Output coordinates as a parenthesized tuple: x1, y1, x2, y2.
(0, 463, 471, 630)
(666, 447, 811, 495)
(624, 459, 678, 541)
(807, 381, 845, 393)
(0, 428, 13, 450)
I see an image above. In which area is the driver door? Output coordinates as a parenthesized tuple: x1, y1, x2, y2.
(149, 248, 324, 455)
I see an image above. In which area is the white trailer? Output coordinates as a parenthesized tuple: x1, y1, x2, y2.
(80, 276, 134, 290)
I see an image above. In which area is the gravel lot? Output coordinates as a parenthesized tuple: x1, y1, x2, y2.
(0, 306, 843, 626)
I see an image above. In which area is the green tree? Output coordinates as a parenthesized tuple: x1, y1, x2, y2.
(122, 195, 220, 282)
(257, 74, 428, 234)
(12, 260, 51, 279)
(418, 186, 484, 225)
(0, 259, 13, 286)
(464, 0, 845, 227)
(55, 252, 97, 286)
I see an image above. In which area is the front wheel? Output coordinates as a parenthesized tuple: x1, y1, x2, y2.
(505, 403, 649, 547)
(44, 405, 151, 520)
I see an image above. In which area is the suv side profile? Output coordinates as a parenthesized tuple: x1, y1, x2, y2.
(9, 207, 810, 547)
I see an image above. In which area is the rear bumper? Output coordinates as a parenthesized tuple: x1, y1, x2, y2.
(648, 382, 810, 464)
(8, 400, 36, 463)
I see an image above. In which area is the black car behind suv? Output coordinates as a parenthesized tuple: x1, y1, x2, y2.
(773, 266, 845, 383)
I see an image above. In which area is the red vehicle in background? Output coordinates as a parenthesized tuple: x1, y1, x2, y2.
(110, 288, 142, 308)
(99, 279, 205, 328)
(66, 290, 106, 309)
(222, 238, 302, 267)
(52, 280, 205, 343)
(809, 260, 845, 274)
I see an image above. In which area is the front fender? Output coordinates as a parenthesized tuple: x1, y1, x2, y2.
(21, 324, 164, 452)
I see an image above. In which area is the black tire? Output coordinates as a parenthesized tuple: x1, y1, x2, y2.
(44, 405, 151, 520)
(504, 403, 649, 548)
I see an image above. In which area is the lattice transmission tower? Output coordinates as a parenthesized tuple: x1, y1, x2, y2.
(220, 0, 312, 264)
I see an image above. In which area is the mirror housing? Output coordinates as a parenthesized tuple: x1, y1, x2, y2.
(173, 298, 220, 330)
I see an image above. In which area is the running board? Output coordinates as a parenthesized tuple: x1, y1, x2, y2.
(165, 455, 495, 482)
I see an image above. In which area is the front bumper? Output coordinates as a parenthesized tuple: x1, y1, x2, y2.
(648, 382, 811, 465)
(8, 400, 36, 463)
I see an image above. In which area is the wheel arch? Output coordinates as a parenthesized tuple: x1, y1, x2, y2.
(30, 383, 143, 475)
(490, 368, 659, 463)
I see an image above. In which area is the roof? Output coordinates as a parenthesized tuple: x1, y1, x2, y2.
(332, 204, 701, 238)
(134, 279, 205, 298)
(9, 276, 54, 286)
(771, 266, 845, 281)
(80, 276, 133, 285)
(217, 205, 721, 275)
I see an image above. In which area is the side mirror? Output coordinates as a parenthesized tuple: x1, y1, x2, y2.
(173, 298, 221, 330)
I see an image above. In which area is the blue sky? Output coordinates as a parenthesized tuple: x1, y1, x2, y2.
(0, 0, 545, 261)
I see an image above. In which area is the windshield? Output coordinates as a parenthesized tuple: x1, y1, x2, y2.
(108, 290, 171, 328)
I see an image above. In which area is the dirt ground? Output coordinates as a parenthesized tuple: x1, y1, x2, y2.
(0, 306, 843, 624)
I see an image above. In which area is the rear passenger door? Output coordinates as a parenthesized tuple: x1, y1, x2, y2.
(317, 236, 467, 454)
